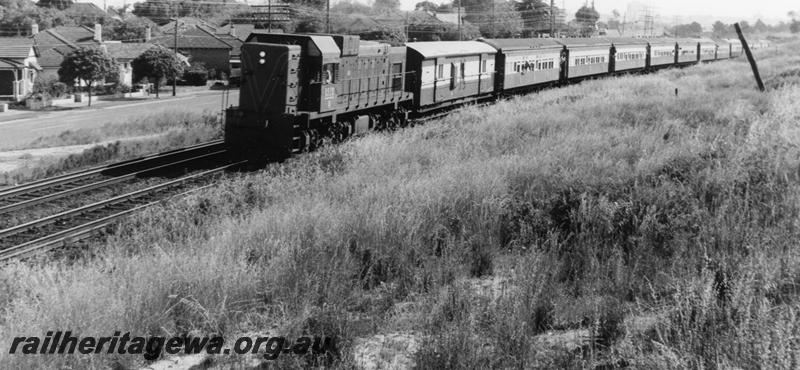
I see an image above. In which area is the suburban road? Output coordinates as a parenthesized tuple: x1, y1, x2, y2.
(0, 90, 239, 149)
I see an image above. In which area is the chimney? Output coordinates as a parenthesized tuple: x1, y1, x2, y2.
(145, 26, 151, 42)
(30, 23, 39, 36)
(229, 24, 236, 38)
(94, 23, 102, 42)
(103, 0, 108, 12)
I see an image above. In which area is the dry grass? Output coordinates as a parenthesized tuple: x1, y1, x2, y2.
(0, 110, 222, 186)
(0, 43, 799, 369)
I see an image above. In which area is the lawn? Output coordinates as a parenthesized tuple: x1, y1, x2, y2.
(1, 40, 799, 369)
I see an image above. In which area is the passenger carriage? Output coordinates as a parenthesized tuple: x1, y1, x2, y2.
(609, 38, 648, 73)
(556, 38, 612, 80)
(712, 39, 731, 59)
(478, 38, 562, 92)
(675, 38, 699, 65)
(696, 38, 717, 62)
(648, 39, 676, 69)
(405, 41, 497, 110)
(726, 39, 743, 57)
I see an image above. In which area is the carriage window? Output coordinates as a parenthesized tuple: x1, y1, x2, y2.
(321, 63, 337, 84)
(481, 60, 487, 72)
(391, 63, 402, 91)
(438, 64, 444, 79)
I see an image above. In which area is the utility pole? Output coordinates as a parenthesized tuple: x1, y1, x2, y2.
(268, 0, 272, 32)
(457, 0, 462, 40)
(491, 0, 495, 37)
(550, 0, 555, 37)
(173, 18, 178, 97)
(326, 0, 330, 33)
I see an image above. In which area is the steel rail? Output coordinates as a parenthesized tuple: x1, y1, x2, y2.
(0, 161, 242, 241)
(0, 140, 225, 200)
(0, 149, 228, 214)
(0, 184, 219, 262)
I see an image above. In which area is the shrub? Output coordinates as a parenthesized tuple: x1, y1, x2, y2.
(183, 64, 208, 86)
(33, 75, 69, 98)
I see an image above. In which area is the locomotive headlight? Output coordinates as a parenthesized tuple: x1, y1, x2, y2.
(259, 59, 266, 64)
(259, 51, 266, 57)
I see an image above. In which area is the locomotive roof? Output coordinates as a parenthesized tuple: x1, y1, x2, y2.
(405, 41, 497, 58)
(478, 38, 563, 51)
(246, 33, 341, 62)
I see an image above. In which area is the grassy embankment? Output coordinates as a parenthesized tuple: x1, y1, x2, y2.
(1, 41, 800, 369)
(0, 110, 222, 186)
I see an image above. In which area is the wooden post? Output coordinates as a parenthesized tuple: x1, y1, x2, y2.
(734, 23, 765, 92)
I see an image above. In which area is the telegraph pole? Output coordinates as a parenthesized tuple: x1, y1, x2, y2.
(268, 0, 272, 31)
(173, 18, 178, 97)
(326, 0, 330, 33)
(457, 0, 462, 40)
(550, 0, 555, 36)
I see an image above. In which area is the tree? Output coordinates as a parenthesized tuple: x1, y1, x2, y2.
(791, 19, 800, 33)
(574, 5, 599, 37)
(37, 0, 72, 10)
(753, 19, 767, 33)
(373, 0, 400, 12)
(131, 47, 184, 98)
(477, 0, 523, 38)
(106, 16, 159, 42)
(712, 21, 727, 37)
(415, 1, 437, 12)
(515, 0, 553, 36)
(58, 47, 117, 106)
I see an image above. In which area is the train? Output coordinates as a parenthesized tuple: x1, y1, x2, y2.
(225, 34, 751, 160)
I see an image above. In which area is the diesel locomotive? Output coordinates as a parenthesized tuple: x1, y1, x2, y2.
(225, 33, 751, 160)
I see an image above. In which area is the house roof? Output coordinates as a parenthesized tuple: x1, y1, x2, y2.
(151, 28, 233, 50)
(160, 17, 218, 34)
(216, 24, 258, 41)
(103, 42, 155, 60)
(0, 38, 36, 59)
(43, 26, 97, 45)
(36, 48, 69, 68)
(0, 58, 26, 69)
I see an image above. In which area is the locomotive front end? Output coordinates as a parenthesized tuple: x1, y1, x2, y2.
(225, 41, 301, 160)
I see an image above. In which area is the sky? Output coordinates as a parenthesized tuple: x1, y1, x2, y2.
(92, 0, 800, 23)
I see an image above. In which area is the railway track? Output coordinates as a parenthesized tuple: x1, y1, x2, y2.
(0, 141, 242, 262)
(0, 140, 226, 212)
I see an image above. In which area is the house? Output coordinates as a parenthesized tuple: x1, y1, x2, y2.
(216, 23, 258, 42)
(33, 24, 102, 78)
(0, 38, 41, 101)
(151, 27, 234, 76)
(102, 42, 156, 86)
(159, 17, 218, 34)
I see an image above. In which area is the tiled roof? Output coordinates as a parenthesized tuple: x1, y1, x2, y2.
(45, 26, 97, 45)
(151, 28, 232, 50)
(103, 42, 156, 60)
(159, 17, 218, 33)
(216, 24, 257, 41)
(0, 38, 35, 59)
(0, 58, 26, 69)
(36, 48, 70, 68)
